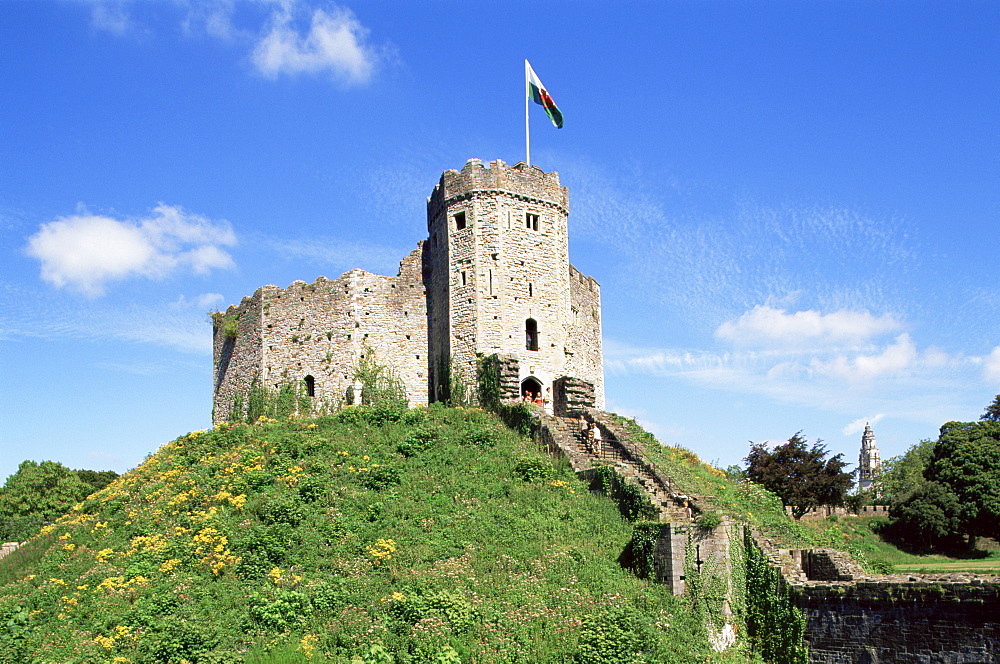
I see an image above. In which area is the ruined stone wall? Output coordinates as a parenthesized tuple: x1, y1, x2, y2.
(212, 247, 428, 422)
(217, 159, 604, 417)
(567, 265, 604, 409)
(212, 292, 264, 423)
(794, 581, 1000, 663)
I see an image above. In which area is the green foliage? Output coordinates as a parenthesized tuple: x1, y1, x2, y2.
(981, 394, 1000, 422)
(623, 522, 663, 579)
(438, 355, 476, 407)
(745, 432, 853, 520)
(873, 438, 935, 503)
(248, 590, 313, 630)
(513, 456, 554, 482)
(697, 511, 722, 529)
(397, 429, 437, 457)
(576, 605, 648, 664)
(0, 408, 734, 664)
(212, 311, 240, 339)
(885, 482, 963, 552)
(475, 353, 501, 412)
(355, 350, 408, 408)
(925, 420, 1000, 543)
(0, 460, 118, 542)
(590, 465, 657, 522)
(743, 529, 808, 664)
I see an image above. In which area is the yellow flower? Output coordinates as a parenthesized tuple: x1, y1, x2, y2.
(94, 634, 116, 649)
(48, 578, 66, 586)
(159, 559, 182, 573)
(62, 543, 76, 552)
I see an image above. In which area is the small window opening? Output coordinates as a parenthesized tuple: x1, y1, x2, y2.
(461, 270, 467, 286)
(528, 282, 533, 297)
(304, 375, 315, 397)
(526, 213, 539, 231)
(525, 318, 539, 351)
(455, 211, 467, 230)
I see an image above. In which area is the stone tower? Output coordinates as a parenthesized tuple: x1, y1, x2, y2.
(211, 159, 604, 423)
(857, 423, 881, 491)
(424, 158, 603, 407)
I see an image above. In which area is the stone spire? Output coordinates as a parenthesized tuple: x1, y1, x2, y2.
(857, 422, 881, 491)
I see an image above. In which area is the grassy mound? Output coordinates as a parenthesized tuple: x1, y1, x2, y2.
(0, 406, 742, 664)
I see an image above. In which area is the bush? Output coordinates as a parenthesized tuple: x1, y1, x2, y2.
(513, 456, 554, 482)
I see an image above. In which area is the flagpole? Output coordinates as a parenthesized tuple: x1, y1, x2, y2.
(524, 59, 531, 166)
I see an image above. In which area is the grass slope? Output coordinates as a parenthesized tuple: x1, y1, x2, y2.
(0, 406, 745, 664)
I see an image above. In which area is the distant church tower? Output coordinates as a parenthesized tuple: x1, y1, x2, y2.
(857, 423, 881, 491)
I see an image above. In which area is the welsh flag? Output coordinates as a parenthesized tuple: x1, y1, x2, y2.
(526, 61, 563, 129)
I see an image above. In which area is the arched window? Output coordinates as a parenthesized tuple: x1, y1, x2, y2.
(304, 375, 315, 397)
(525, 319, 538, 351)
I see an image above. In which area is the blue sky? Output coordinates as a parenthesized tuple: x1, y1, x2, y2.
(2, 0, 998, 483)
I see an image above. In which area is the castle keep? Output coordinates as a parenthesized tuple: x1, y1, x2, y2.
(212, 159, 603, 422)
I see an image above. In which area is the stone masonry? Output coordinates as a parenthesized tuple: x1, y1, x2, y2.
(213, 159, 604, 423)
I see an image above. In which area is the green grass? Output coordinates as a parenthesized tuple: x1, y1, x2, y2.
(0, 405, 748, 664)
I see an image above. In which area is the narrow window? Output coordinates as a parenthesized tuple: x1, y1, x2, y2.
(461, 270, 467, 286)
(528, 282, 533, 297)
(489, 269, 493, 295)
(304, 375, 315, 397)
(526, 213, 539, 231)
(525, 318, 538, 351)
(455, 211, 467, 230)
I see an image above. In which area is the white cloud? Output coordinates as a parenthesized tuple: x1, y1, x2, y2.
(25, 204, 236, 297)
(252, 6, 376, 83)
(716, 305, 903, 349)
(268, 236, 410, 275)
(811, 334, 918, 382)
(169, 293, 226, 311)
(78, 1, 381, 86)
(984, 346, 1000, 383)
(843, 414, 884, 436)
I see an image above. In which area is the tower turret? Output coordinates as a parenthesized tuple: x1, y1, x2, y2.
(424, 158, 602, 406)
(858, 422, 882, 491)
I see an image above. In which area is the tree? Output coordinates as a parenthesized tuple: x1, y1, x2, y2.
(0, 461, 118, 542)
(925, 421, 1000, 547)
(981, 394, 1000, 422)
(745, 432, 853, 520)
(886, 481, 963, 552)
(872, 438, 936, 503)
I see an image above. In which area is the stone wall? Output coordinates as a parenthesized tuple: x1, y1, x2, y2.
(787, 505, 890, 520)
(0, 542, 20, 562)
(794, 581, 1000, 663)
(214, 159, 604, 421)
(212, 247, 429, 423)
(566, 265, 604, 408)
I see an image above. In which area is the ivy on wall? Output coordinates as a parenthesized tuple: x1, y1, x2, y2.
(743, 528, 809, 664)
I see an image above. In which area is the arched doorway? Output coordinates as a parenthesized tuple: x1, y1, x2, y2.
(304, 375, 315, 397)
(520, 376, 542, 403)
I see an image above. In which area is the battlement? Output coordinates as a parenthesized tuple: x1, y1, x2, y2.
(213, 161, 604, 422)
(427, 158, 568, 225)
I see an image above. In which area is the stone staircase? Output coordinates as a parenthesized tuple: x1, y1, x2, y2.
(536, 407, 698, 524)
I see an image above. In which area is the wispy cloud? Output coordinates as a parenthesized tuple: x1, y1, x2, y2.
(716, 305, 903, 350)
(24, 204, 236, 297)
(605, 321, 986, 428)
(0, 284, 215, 354)
(79, 0, 382, 86)
(252, 5, 376, 84)
(843, 415, 884, 436)
(267, 235, 413, 276)
(563, 157, 920, 332)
